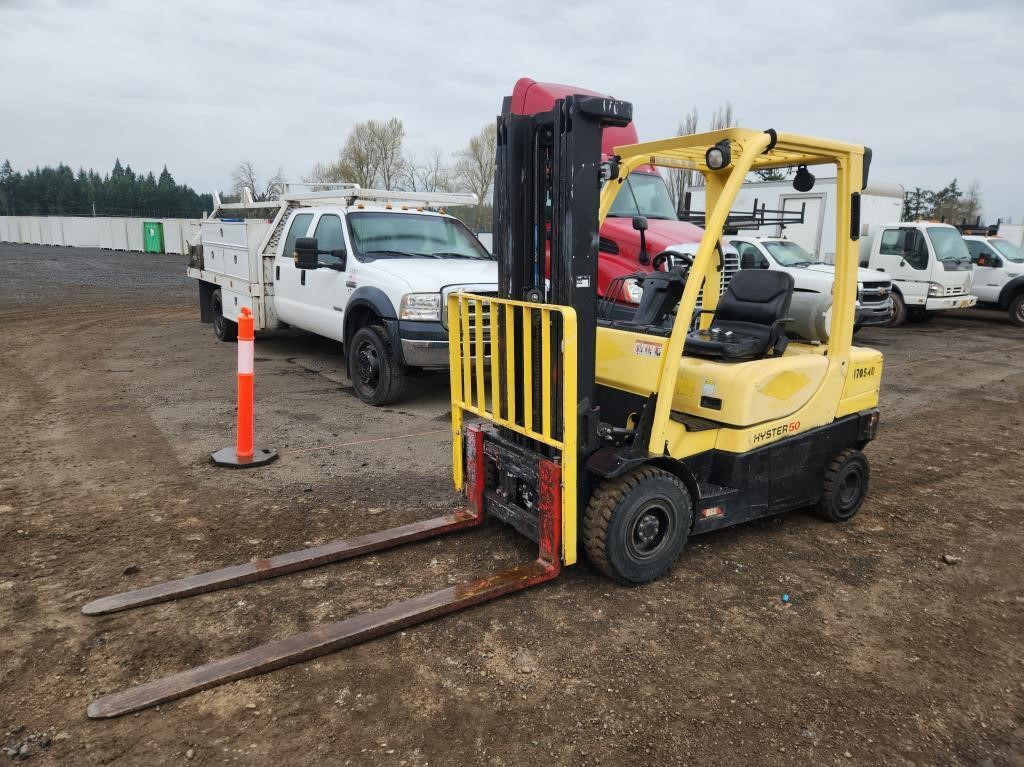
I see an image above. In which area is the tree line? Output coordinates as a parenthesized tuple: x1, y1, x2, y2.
(230, 118, 495, 231)
(902, 179, 982, 225)
(0, 159, 213, 218)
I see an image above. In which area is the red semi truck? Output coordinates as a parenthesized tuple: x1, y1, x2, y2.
(508, 78, 718, 300)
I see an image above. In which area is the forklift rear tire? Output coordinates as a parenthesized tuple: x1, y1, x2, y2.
(583, 466, 692, 585)
(350, 325, 405, 406)
(884, 291, 907, 327)
(816, 448, 869, 522)
(211, 289, 237, 342)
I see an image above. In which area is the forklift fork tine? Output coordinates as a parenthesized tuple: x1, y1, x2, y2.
(88, 540, 560, 718)
(82, 509, 483, 616)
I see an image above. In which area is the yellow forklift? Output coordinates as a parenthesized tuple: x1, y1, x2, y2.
(82, 93, 882, 717)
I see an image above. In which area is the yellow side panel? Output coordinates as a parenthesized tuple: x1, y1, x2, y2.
(836, 346, 883, 417)
(595, 326, 664, 395)
(673, 354, 828, 427)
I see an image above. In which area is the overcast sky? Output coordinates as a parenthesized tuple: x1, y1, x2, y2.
(2, 0, 1022, 219)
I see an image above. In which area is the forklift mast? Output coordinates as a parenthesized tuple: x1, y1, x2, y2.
(493, 95, 632, 455)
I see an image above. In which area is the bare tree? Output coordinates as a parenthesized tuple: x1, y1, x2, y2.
(302, 161, 340, 192)
(335, 122, 377, 187)
(405, 147, 452, 193)
(231, 160, 284, 201)
(963, 179, 983, 222)
(310, 118, 407, 190)
(454, 123, 497, 232)
(368, 117, 407, 190)
(666, 107, 699, 214)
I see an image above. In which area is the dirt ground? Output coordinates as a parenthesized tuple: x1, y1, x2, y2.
(0, 242, 1021, 766)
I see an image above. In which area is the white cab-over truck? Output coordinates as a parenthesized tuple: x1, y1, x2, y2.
(727, 236, 894, 329)
(187, 184, 497, 405)
(963, 235, 1024, 326)
(859, 222, 976, 326)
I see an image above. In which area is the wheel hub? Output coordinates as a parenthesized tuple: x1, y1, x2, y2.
(355, 345, 380, 387)
(630, 506, 670, 557)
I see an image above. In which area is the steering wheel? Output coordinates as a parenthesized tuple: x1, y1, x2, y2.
(651, 250, 694, 273)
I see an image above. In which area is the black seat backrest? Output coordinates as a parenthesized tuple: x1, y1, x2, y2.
(714, 269, 794, 327)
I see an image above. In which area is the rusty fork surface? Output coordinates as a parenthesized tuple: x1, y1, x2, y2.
(82, 510, 482, 616)
(84, 427, 564, 719)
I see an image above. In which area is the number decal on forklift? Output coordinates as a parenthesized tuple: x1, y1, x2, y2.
(853, 365, 877, 380)
(633, 340, 663, 358)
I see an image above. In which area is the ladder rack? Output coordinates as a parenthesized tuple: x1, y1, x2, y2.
(211, 184, 478, 217)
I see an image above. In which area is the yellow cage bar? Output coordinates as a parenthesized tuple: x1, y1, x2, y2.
(448, 293, 580, 564)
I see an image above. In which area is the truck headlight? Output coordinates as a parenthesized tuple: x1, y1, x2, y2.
(399, 293, 441, 320)
(624, 278, 643, 304)
(927, 282, 943, 297)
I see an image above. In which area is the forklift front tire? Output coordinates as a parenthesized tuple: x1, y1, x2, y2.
(816, 448, 869, 522)
(583, 466, 692, 585)
(211, 289, 237, 342)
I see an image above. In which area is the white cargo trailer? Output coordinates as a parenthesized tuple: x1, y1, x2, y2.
(686, 178, 905, 264)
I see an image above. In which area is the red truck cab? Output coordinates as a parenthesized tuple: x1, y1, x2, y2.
(508, 77, 705, 298)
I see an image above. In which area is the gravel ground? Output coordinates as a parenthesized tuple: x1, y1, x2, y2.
(0, 242, 1021, 766)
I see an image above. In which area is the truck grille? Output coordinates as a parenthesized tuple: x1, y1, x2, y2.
(858, 281, 892, 305)
(442, 289, 498, 331)
(943, 285, 968, 297)
(695, 249, 740, 311)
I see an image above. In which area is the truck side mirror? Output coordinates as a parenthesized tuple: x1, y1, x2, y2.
(295, 237, 320, 269)
(632, 215, 650, 265)
(740, 252, 758, 270)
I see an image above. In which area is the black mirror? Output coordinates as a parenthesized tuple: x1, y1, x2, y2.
(740, 252, 758, 270)
(632, 215, 648, 232)
(295, 237, 320, 269)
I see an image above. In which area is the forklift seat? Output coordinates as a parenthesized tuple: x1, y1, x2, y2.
(684, 270, 794, 361)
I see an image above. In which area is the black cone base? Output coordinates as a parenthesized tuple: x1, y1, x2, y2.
(211, 446, 278, 468)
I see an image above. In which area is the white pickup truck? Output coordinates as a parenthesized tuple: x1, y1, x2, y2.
(859, 221, 976, 325)
(187, 184, 497, 405)
(727, 236, 894, 329)
(963, 235, 1024, 326)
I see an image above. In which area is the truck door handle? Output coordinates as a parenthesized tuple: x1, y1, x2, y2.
(301, 270, 306, 286)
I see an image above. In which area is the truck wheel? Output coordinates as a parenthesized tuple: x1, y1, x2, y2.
(211, 289, 237, 342)
(1009, 294, 1024, 328)
(815, 448, 869, 522)
(350, 325, 405, 405)
(884, 291, 906, 327)
(583, 466, 692, 584)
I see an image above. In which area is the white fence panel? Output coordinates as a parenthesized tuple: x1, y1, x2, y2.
(65, 217, 100, 248)
(0, 215, 203, 254)
(161, 219, 186, 255)
(126, 220, 144, 252)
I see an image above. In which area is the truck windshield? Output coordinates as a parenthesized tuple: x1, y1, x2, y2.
(927, 227, 971, 262)
(990, 238, 1024, 263)
(763, 240, 815, 267)
(348, 212, 493, 260)
(607, 172, 678, 220)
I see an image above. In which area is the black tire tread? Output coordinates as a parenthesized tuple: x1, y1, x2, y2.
(1008, 294, 1024, 328)
(211, 289, 237, 342)
(351, 324, 405, 406)
(583, 466, 685, 583)
(816, 448, 868, 522)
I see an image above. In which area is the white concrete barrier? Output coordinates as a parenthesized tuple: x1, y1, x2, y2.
(0, 215, 202, 255)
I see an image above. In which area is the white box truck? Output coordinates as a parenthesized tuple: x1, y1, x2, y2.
(187, 184, 497, 405)
(686, 178, 905, 265)
(858, 222, 976, 325)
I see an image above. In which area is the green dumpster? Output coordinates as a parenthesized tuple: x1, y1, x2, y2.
(143, 221, 165, 253)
